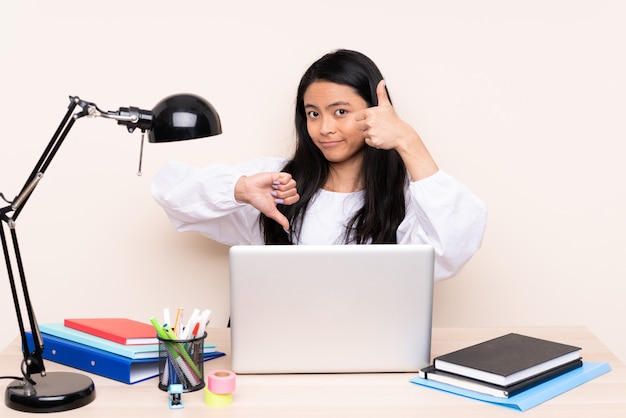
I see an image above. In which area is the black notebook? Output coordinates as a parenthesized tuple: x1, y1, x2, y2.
(433, 333, 582, 386)
(419, 358, 582, 398)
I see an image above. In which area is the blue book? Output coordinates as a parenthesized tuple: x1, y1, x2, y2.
(38, 323, 216, 359)
(25, 331, 225, 384)
(410, 361, 611, 411)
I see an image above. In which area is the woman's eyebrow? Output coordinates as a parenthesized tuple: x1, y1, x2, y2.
(304, 101, 351, 110)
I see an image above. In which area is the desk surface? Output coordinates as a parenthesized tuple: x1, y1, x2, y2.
(2, 326, 625, 417)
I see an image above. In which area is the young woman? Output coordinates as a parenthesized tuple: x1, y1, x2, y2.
(151, 49, 487, 281)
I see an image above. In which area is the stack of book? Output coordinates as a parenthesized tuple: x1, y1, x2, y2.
(25, 318, 224, 384)
(413, 333, 612, 411)
(418, 333, 583, 398)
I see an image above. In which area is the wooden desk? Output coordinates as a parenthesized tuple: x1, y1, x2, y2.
(2, 327, 625, 417)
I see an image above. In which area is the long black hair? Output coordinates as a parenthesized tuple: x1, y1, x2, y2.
(261, 49, 408, 244)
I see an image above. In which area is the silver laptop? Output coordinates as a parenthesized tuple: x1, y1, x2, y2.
(229, 244, 435, 374)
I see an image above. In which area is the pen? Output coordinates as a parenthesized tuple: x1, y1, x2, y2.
(152, 316, 171, 386)
(173, 307, 184, 337)
(160, 358, 170, 386)
(197, 309, 211, 336)
(190, 322, 202, 364)
(150, 316, 169, 340)
(163, 308, 171, 328)
(180, 308, 200, 340)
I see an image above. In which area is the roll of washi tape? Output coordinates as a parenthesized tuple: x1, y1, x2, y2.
(206, 370, 236, 395)
(204, 387, 233, 406)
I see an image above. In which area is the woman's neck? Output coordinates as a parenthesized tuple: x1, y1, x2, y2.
(323, 160, 364, 193)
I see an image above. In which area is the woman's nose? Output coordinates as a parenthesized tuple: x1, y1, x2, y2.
(320, 117, 336, 136)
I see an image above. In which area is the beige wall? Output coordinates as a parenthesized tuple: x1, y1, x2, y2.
(1, 1, 624, 365)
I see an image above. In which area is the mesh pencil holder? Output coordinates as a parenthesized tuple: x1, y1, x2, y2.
(157, 332, 206, 392)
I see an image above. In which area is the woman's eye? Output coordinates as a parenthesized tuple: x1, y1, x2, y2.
(307, 111, 319, 119)
(335, 109, 347, 116)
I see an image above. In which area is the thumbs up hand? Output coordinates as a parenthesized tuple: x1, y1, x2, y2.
(354, 79, 439, 181)
(354, 80, 418, 152)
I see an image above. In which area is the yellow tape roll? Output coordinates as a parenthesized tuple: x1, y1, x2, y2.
(204, 387, 233, 406)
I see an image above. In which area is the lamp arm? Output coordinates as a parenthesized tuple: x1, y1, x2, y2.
(0, 223, 46, 380)
(99, 107, 153, 133)
(78, 98, 154, 134)
(6, 98, 79, 219)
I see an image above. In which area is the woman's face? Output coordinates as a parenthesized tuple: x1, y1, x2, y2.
(303, 81, 368, 165)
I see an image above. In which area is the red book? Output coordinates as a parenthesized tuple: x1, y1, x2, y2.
(64, 318, 158, 345)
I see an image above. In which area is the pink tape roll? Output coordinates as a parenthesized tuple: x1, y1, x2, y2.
(207, 370, 236, 395)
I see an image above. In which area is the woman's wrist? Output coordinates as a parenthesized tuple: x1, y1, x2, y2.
(234, 176, 249, 204)
(396, 131, 439, 181)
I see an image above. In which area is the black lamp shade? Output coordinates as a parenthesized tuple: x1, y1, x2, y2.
(149, 94, 222, 143)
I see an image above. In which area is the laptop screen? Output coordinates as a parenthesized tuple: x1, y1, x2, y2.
(229, 244, 435, 374)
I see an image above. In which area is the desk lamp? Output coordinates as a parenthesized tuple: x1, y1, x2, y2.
(1, 94, 222, 412)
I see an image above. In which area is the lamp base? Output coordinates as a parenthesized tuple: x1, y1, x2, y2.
(5, 371, 96, 413)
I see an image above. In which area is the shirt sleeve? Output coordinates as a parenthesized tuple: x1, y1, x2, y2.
(150, 157, 287, 246)
(396, 170, 487, 282)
